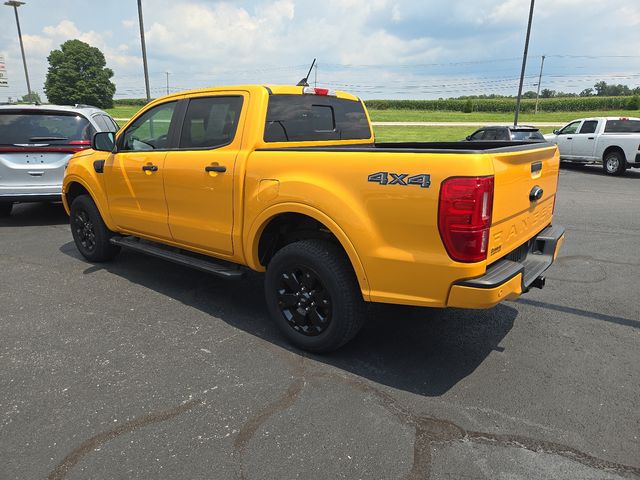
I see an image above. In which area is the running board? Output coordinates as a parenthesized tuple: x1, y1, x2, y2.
(110, 236, 245, 279)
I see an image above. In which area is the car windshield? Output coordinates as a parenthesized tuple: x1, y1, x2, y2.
(0, 111, 94, 145)
(511, 130, 544, 140)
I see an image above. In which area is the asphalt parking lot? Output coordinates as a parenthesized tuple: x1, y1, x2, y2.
(1, 164, 639, 480)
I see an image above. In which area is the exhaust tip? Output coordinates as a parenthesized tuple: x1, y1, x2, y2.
(531, 276, 546, 290)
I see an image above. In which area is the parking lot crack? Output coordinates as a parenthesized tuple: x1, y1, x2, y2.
(232, 355, 305, 480)
(307, 368, 640, 480)
(46, 398, 202, 480)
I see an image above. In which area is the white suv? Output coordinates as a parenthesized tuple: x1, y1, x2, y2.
(0, 104, 118, 216)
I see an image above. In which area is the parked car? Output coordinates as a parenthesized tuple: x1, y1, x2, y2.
(0, 104, 118, 216)
(465, 125, 545, 142)
(63, 85, 563, 352)
(543, 117, 640, 176)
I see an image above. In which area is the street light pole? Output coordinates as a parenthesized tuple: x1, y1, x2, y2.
(137, 0, 151, 102)
(165, 71, 169, 95)
(534, 55, 546, 114)
(4, 1, 32, 99)
(514, 0, 535, 126)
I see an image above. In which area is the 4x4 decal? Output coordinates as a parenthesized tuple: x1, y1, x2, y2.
(367, 172, 431, 188)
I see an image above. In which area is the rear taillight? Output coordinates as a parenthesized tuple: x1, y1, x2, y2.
(438, 176, 494, 263)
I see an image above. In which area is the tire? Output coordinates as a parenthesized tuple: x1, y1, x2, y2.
(70, 195, 120, 262)
(264, 239, 366, 353)
(603, 150, 626, 176)
(0, 202, 13, 217)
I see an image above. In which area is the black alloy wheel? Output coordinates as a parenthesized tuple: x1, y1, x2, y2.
(69, 195, 120, 262)
(277, 265, 333, 336)
(265, 239, 366, 352)
(73, 209, 97, 253)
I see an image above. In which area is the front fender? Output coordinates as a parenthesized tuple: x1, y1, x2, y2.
(62, 155, 117, 231)
(244, 202, 371, 301)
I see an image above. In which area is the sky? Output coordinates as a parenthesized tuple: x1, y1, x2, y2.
(1, 0, 639, 102)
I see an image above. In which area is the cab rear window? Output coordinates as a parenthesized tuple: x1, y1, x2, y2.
(264, 94, 371, 142)
(604, 119, 640, 133)
(0, 111, 95, 144)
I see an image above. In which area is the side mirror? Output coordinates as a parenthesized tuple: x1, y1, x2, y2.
(92, 132, 116, 152)
(466, 136, 472, 141)
(553, 129, 559, 135)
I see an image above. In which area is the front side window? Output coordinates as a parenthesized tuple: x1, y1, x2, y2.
(559, 121, 580, 135)
(120, 101, 177, 151)
(264, 94, 371, 142)
(179, 96, 243, 149)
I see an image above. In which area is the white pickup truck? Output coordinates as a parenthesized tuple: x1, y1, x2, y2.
(544, 117, 640, 176)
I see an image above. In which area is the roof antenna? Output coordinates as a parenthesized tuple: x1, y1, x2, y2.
(296, 58, 316, 87)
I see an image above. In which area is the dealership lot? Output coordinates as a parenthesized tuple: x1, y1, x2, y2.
(1, 166, 639, 479)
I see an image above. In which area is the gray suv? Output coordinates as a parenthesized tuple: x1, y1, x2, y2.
(0, 104, 118, 216)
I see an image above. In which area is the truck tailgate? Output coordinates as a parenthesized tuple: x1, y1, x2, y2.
(487, 144, 559, 263)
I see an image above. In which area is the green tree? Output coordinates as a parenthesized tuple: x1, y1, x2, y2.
(594, 81, 608, 96)
(627, 95, 640, 110)
(44, 39, 116, 109)
(19, 92, 42, 104)
(540, 89, 556, 98)
(463, 99, 473, 113)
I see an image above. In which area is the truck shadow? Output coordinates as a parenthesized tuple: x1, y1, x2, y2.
(0, 202, 68, 227)
(60, 242, 516, 397)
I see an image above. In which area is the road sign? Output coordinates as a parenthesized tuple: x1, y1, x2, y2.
(0, 55, 8, 87)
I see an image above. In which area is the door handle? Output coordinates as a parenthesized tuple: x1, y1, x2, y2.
(567, 137, 573, 140)
(142, 164, 158, 172)
(205, 165, 226, 173)
(588, 137, 595, 140)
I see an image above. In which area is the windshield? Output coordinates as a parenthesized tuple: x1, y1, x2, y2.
(0, 111, 95, 145)
(264, 94, 371, 142)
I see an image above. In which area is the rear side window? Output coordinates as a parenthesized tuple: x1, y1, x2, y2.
(604, 119, 640, 133)
(469, 130, 485, 140)
(264, 94, 371, 142)
(0, 111, 95, 144)
(482, 129, 501, 141)
(579, 121, 598, 134)
(92, 114, 110, 131)
(179, 96, 243, 149)
(511, 130, 544, 140)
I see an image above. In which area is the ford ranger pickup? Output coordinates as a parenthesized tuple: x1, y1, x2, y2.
(62, 85, 565, 352)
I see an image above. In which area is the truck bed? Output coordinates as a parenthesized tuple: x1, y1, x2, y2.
(258, 140, 551, 153)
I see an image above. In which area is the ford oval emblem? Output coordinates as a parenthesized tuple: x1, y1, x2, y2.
(529, 185, 543, 202)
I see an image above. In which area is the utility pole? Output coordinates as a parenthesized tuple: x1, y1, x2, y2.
(534, 55, 545, 114)
(314, 63, 318, 87)
(137, 0, 151, 102)
(165, 71, 170, 95)
(4, 1, 32, 99)
(514, 0, 535, 126)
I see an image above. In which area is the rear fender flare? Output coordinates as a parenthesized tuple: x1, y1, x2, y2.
(245, 202, 371, 300)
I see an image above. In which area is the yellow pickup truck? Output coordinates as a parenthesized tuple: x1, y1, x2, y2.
(62, 85, 564, 352)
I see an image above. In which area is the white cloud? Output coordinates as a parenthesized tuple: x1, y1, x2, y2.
(1, 0, 639, 101)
